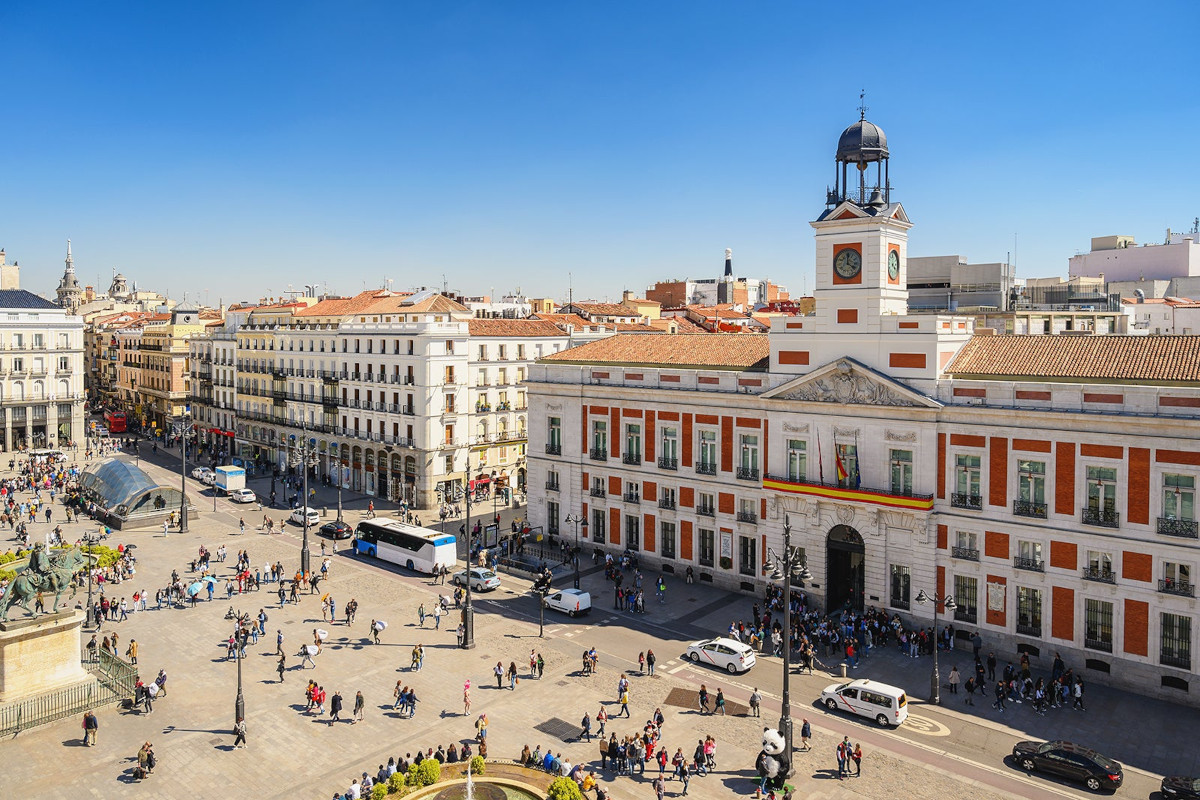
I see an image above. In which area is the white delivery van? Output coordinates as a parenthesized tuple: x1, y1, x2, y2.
(543, 588, 592, 617)
(819, 678, 909, 727)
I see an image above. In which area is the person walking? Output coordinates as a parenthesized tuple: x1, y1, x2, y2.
(580, 711, 592, 742)
(852, 742, 863, 776)
(697, 684, 710, 714)
(618, 686, 630, 717)
(125, 639, 138, 665)
(353, 690, 365, 724)
(276, 654, 287, 683)
(596, 706, 607, 737)
(233, 717, 247, 749)
(1072, 677, 1086, 710)
(800, 718, 812, 751)
(714, 688, 726, 716)
(463, 680, 471, 715)
(948, 665, 960, 694)
(433, 604, 442, 631)
(82, 710, 98, 746)
(418, 603, 426, 627)
(992, 680, 1007, 712)
(646, 649, 656, 676)
(507, 661, 518, 691)
(494, 661, 504, 689)
(329, 690, 343, 724)
(836, 737, 849, 779)
(748, 688, 762, 717)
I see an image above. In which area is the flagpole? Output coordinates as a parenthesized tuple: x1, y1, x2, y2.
(817, 430, 825, 484)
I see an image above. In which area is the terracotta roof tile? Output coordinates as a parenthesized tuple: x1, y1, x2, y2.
(294, 290, 390, 317)
(467, 319, 566, 337)
(363, 293, 471, 314)
(541, 333, 769, 370)
(945, 334, 1200, 382)
(569, 302, 640, 317)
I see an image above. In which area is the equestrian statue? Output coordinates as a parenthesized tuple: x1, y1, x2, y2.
(0, 543, 93, 621)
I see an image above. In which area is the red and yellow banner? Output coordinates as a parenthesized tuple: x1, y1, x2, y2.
(763, 477, 934, 511)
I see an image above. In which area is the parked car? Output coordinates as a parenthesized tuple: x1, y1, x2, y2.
(1011, 740, 1123, 792)
(318, 520, 353, 540)
(191, 467, 214, 481)
(230, 488, 256, 504)
(1161, 776, 1200, 799)
(199, 472, 217, 485)
(543, 588, 592, 617)
(290, 507, 320, 527)
(819, 679, 909, 728)
(684, 637, 756, 674)
(452, 568, 501, 592)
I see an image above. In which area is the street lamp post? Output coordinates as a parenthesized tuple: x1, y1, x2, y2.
(461, 481, 475, 649)
(83, 530, 98, 629)
(564, 513, 587, 590)
(288, 423, 319, 576)
(336, 463, 343, 523)
(765, 515, 812, 772)
(234, 611, 247, 725)
(171, 411, 191, 533)
(915, 588, 957, 705)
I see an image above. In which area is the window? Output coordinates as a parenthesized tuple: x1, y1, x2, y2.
(590, 476, 605, 497)
(1017, 587, 1042, 636)
(444, 424, 454, 445)
(953, 531, 979, 560)
(443, 454, 454, 473)
(547, 501, 560, 535)
(625, 424, 642, 463)
(659, 487, 676, 510)
(591, 508, 606, 543)
(1085, 599, 1114, 652)
(58, 356, 69, 371)
(954, 454, 981, 507)
(445, 340, 455, 354)
(498, 345, 507, 360)
(738, 536, 757, 576)
(738, 434, 759, 480)
(1161, 612, 1192, 669)
(1085, 466, 1118, 525)
(545, 470, 559, 491)
(1164, 474, 1195, 520)
(1015, 540, 1043, 571)
(517, 344, 525, 360)
(660, 427, 678, 468)
(737, 498, 757, 523)
(698, 430, 717, 473)
(625, 514, 640, 551)
(478, 345, 487, 360)
(624, 481, 640, 502)
(698, 528, 715, 567)
(591, 420, 607, 458)
(477, 370, 488, 387)
(498, 368, 507, 385)
(1016, 460, 1047, 517)
(1085, 550, 1114, 582)
(889, 564, 910, 610)
(547, 417, 561, 455)
(660, 521, 676, 559)
(1162, 561, 1192, 596)
(697, 491, 715, 516)
(953, 575, 978, 623)
(889, 449, 912, 495)
(835, 443, 858, 488)
(787, 439, 806, 482)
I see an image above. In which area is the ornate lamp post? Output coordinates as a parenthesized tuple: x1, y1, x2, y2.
(288, 422, 319, 575)
(764, 515, 812, 770)
(170, 409, 191, 533)
(460, 481, 475, 650)
(234, 610, 247, 724)
(83, 529, 99, 629)
(915, 588, 957, 705)
(564, 513, 587, 590)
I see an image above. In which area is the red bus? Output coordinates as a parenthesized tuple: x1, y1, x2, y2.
(104, 410, 128, 433)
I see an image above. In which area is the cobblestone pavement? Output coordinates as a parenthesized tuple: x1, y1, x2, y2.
(0, 446, 1178, 799)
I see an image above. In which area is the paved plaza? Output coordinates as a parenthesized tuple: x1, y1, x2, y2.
(1, 446, 1192, 799)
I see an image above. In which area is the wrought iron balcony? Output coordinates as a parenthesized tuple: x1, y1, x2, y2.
(695, 462, 717, 476)
(736, 511, 757, 524)
(1013, 555, 1044, 572)
(1082, 566, 1117, 584)
(736, 466, 760, 481)
(1013, 499, 1048, 519)
(696, 505, 715, 517)
(890, 597, 910, 611)
(1159, 579, 1195, 597)
(1157, 517, 1199, 539)
(545, 480, 559, 492)
(657, 457, 678, 471)
(589, 487, 606, 498)
(1161, 650, 1192, 670)
(952, 546, 979, 562)
(953, 608, 977, 624)
(623, 492, 641, 504)
(589, 447, 608, 461)
(1082, 507, 1120, 528)
(658, 498, 676, 511)
(951, 493, 983, 510)
(544, 443, 562, 456)
(622, 452, 642, 466)
(1084, 636, 1113, 653)
(1016, 622, 1042, 637)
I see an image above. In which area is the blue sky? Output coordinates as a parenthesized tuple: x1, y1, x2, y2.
(2, 1, 1197, 305)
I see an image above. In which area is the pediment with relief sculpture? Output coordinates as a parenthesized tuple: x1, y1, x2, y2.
(762, 357, 941, 409)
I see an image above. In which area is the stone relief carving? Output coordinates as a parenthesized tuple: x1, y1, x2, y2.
(781, 422, 810, 433)
(771, 495, 815, 522)
(885, 430, 917, 442)
(833, 426, 860, 438)
(835, 505, 855, 525)
(778, 362, 919, 407)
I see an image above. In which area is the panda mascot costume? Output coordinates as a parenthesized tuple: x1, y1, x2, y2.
(755, 727, 792, 796)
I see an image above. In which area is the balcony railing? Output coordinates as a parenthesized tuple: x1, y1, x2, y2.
(1013, 499, 1048, 519)
(736, 466, 760, 481)
(1082, 566, 1117, 584)
(695, 462, 717, 476)
(545, 443, 561, 456)
(952, 546, 979, 561)
(545, 481, 560, 492)
(1013, 555, 1044, 572)
(1016, 621, 1042, 637)
(657, 457, 678, 471)
(1082, 507, 1120, 528)
(589, 487, 606, 498)
(658, 498, 676, 511)
(622, 452, 642, 466)
(1161, 650, 1192, 670)
(1157, 517, 1199, 539)
(696, 506, 715, 517)
(736, 510, 757, 524)
(1084, 637, 1113, 653)
(951, 493, 983, 510)
(1159, 579, 1195, 597)
(589, 447, 608, 461)
(954, 608, 977, 624)
(622, 492, 640, 504)
(890, 597, 910, 611)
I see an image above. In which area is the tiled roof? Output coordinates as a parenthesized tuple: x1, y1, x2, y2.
(364, 293, 471, 314)
(295, 290, 390, 317)
(945, 334, 1200, 382)
(541, 333, 769, 370)
(532, 313, 592, 327)
(648, 317, 709, 333)
(0, 290, 61, 310)
(570, 302, 639, 317)
(467, 319, 565, 337)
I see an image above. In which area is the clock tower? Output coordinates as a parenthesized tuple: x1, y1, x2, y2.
(809, 109, 911, 333)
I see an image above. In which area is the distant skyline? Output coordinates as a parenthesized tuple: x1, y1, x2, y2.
(2, 2, 1197, 305)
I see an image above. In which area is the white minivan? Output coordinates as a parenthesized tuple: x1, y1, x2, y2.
(819, 678, 909, 727)
(543, 588, 592, 617)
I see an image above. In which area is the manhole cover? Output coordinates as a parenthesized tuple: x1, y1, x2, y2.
(664, 686, 749, 716)
(556, 680, 569, 687)
(534, 717, 579, 741)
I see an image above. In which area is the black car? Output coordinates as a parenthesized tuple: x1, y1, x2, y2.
(1012, 740, 1122, 792)
(1163, 776, 1200, 799)
(318, 521, 352, 540)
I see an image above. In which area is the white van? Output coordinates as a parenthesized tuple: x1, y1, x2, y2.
(819, 678, 909, 727)
(543, 588, 592, 617)
(290, 506, 320, 527)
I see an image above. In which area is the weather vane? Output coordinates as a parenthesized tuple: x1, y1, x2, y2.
(858, 89, 868, 120)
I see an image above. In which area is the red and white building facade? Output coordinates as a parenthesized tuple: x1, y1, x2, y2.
(527, 115, 1200, 702)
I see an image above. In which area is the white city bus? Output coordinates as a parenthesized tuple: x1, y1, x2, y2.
(352, 519, 456, 574)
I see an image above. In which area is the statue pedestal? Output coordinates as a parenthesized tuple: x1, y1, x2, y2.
(0, 610, 90, 702)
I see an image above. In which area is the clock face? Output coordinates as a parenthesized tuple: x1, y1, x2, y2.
(834, 248, 862, 280)
(888, 250, 900, 280)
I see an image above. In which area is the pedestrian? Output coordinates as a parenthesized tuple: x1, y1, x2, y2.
(537, 653, 545, 679)
(418, 603, 426, 627)
(993, 680, 1006, 712)
(433, 604, 441, 630)
(353, 690, 365, 723)
(463, 680, 471, 715)
(836, 736, 849, 779)
(949, 665, 960, 694)
(329, 690, 343, 724)
(987, 651, 997, 681)
(125, 639, 138, 665)
(277, 654, 286, 682)
(596, 706, 607, 737)
(714, 688, 726, 715)
(679, 759, 690, 796)
(619, 687, 630, 717)
(82, 710, 98, 746)
(580, 712, 592, 742)
(749, 687, 762, 717)
(494, 661, 503, 689)
(697, 684, 710, 714)
(1073, 677, 1086, 710)
(276, 629, 285, 656)
(233, 717, 247, 749)
(800, 718, 811, 751)
(301, 645, 316, 669)
(964, 676, 976, 705)
(507, 661, 518, 691)
(638, 651, 645, 673)
(852, 742, 863, 776)
(646, 648, 656, 676)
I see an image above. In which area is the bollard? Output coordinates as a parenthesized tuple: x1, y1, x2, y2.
(322, 507, 328, 518)
(840, 663, 848, 679)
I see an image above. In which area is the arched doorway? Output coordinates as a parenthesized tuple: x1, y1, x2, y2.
(826, 524, 865, 615)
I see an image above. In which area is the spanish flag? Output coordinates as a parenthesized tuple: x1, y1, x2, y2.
(835, 447, 848, 482)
